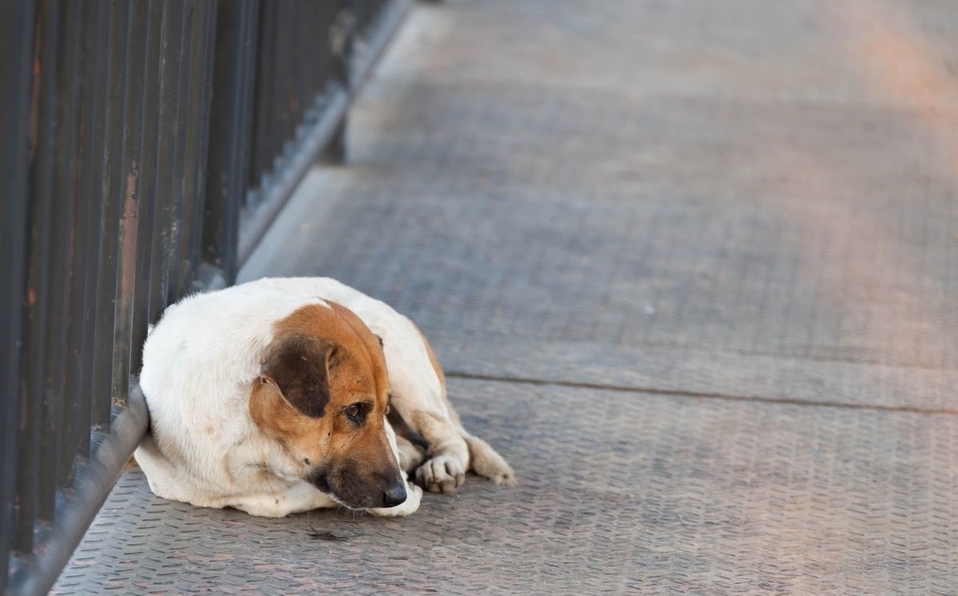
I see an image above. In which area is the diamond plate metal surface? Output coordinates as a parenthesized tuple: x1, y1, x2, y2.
(54, 379, 958, 594)
(57, 0, 958, 593)
(242, 81, 958, 408)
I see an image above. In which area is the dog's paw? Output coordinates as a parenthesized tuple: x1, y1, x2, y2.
(474, 452, 517, 487)
(466, 435, 518, 487)
(416, 455, 466, 493)
(485, 465, 518, 487)
(369, 481, 422, 517)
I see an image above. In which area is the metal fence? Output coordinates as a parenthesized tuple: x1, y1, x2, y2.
(0, 1, 409, 594)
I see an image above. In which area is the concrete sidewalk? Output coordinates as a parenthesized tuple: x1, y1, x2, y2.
(57, 0, 958, 593)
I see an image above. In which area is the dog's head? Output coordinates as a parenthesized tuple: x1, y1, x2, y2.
(249, 301, 406, 510)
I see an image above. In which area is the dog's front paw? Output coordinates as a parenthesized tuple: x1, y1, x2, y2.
(416, 455, 466, 493)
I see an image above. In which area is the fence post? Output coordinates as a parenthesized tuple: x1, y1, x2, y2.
(321, 2, 356, 163)
(203, 0, 261, 286)
(0, 0, 36, 590)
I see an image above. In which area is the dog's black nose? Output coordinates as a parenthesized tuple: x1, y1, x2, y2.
(382, 482, 407, 508)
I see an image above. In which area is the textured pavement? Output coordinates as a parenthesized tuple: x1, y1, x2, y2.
(56, 0, 958, 593)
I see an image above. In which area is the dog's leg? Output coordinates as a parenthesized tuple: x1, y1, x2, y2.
(458, 430, 517, 487)
(440, 402, 516, 486)
(395, 434, 426, 473)
(408, 409, 470, 493)
(386, 402, 428, 473)
(383, 320, 515, 492)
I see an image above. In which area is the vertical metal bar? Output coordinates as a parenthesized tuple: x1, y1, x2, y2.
(311, 0, 335, 123)
(250, 0, 277, 198)
(203, 0, 259, 285)
(324, 0, 353, 163)
(40, 0, 71, 514)
(175, 0, 217, 298)
(110, 0, 149, 409)
(293, 2, 311, 136)
(283, 2, 301, 145)
(315, 1, 338, 92)
(192, 3, 219, 273)
(340, 0, 355, 85)
(352, 0, 368, 44)
(19, 0, 61, 549)
(171, 0, 197, 299)
(274, 4, 293, 161)
(74, 1, 107, 465)
(90, 0, 129, 428)
(0, 0, 36, 588)
(77, 0, 108, 464)
(47, 0, 82, 491)
(163, 1, 194, 306)
(130, 0, 166, 376)
(60, 0, 97, 489)
(149, 0, 186, 325)
(299, 2, 317, 108)
(264, 4, 281, 177)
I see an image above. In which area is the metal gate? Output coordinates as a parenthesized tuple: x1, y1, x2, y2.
(0, 1, 410, 594)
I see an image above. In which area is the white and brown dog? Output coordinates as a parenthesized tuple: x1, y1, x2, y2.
(134, 277, 515, 517)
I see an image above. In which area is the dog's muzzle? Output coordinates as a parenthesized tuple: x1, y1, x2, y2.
(307, 468, 332, 495)
(307, 468, 407, 509)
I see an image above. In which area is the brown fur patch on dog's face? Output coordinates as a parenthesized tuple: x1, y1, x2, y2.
(249, 302, 405, 509)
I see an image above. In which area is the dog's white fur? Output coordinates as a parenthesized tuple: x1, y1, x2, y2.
(134, 277, 514, 517)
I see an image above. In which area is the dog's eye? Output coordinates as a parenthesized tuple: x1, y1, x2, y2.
(344, 403, 365, 423)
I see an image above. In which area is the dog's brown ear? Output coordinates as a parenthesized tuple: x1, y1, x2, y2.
(261, 336, 336, 418)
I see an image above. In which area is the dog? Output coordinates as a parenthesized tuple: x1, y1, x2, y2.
(134, 277, 515, 517)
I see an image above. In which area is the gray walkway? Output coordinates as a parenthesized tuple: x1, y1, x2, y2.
(56, 0, 958, 593)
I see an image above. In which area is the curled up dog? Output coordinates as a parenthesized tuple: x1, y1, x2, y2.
(133, 277, 515, 517)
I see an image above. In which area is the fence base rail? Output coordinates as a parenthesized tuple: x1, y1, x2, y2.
(7, 390, 149, 596)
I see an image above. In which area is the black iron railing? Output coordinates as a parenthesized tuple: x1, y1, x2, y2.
(0, 1, 409, 594)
